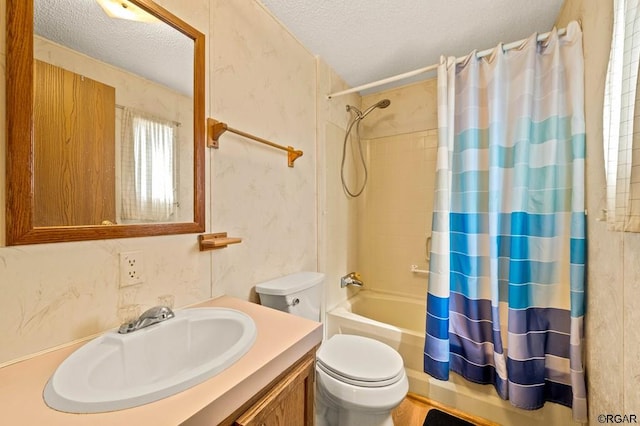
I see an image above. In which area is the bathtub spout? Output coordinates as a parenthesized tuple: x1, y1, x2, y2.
(341, 272, 364, 288)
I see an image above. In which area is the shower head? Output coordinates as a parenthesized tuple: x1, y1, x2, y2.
(376, 99, 391, 108)
(346, 99, 391, 120)
(361, 99, 391, 118)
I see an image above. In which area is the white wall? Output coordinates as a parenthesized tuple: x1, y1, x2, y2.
(556, 1, 640, 423)
(208, 0, 317, 302)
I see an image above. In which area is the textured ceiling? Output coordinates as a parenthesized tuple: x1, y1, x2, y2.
(35, 1, 565, 98)
(35, 0, 194, 96)
(259, 0, 565, 94)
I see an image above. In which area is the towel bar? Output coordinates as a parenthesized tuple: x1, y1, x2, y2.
(207, 118, 303, 167)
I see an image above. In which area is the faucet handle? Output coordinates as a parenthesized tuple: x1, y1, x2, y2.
(140, 305, 175, 320)
(117, 305, 175, 334)
(118, 322, 136, 334)
(341, 272, 364, 288)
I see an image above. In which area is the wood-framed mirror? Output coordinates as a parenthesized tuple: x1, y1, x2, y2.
(6, 0, 205, 245)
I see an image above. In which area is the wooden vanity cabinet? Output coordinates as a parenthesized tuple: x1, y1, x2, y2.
(219, 347, 317, 426)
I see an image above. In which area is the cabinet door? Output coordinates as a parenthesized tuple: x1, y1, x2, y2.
(234, 352, 315, 426)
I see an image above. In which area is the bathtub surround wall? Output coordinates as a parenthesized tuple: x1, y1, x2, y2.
(0, 0, 320, 366)
(361, 79, 438, 139)
(358, 129, 438, 299)
(356, 80, 438, 299)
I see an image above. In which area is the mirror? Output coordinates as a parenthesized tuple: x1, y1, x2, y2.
(6, 0, 205, 244)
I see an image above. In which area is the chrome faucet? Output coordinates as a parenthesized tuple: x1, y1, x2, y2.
(341, 272, 364, 288)
(118, 306, 175, 334)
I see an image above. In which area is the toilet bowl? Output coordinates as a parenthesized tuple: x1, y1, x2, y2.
(315, 334, 408, 426)
(255, 272, 409, 426)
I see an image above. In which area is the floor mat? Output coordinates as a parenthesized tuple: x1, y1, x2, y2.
(423, 408, 475, 426)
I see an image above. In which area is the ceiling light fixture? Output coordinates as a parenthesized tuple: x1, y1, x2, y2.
(96, 0, 158, 23)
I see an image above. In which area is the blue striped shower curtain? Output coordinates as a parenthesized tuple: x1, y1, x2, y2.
(423, 21, 587, 422)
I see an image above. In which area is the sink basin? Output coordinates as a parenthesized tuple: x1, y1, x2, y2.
(43, 307, 257, 413)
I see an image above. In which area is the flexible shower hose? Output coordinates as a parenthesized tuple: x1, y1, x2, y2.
(340, 115, 367, 197)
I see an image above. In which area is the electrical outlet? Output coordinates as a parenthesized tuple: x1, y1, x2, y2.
(119, 251, 145, 287)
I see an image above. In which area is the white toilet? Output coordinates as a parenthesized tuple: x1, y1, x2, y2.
(255, 272, 408, 426)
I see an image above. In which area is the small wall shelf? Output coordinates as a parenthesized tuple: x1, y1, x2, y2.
(198, 232, 242, 251)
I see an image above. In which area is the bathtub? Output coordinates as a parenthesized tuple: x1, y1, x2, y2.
(326, 290, 580, 426)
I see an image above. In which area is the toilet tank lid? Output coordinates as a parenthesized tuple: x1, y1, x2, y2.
(255, 272, 324, 296)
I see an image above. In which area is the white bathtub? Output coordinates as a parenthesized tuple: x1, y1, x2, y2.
(326, 290, 580, 426)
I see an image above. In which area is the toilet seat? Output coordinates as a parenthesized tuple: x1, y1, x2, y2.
(316, 334, 404, 388)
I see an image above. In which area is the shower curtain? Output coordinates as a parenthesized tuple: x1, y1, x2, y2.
(423, 21, 587, 422)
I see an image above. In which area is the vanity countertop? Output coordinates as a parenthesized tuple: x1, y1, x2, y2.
(0, 296, 323, 425)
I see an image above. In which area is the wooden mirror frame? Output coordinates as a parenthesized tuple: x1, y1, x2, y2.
(6, 0, 205, 245)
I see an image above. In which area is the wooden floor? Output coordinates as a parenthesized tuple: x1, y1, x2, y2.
(392, 393, 500, 426)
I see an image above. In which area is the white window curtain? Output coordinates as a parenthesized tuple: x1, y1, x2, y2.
(121, 108, 178, 222)
(604, 0, 640, 231)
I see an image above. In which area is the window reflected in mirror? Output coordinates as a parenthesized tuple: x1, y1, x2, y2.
(120, 109, 179, 224)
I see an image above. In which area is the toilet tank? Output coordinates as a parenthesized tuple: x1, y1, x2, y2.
(255, 272, 324, 321)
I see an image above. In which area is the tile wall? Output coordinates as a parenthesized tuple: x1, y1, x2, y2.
(354, 79, 438, 298)
(358, 129, 437, 298)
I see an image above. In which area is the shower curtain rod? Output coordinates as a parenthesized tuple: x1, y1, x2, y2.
(326, 26, 568, 99)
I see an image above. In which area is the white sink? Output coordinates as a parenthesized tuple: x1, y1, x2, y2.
(43, 307, 257, 413)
